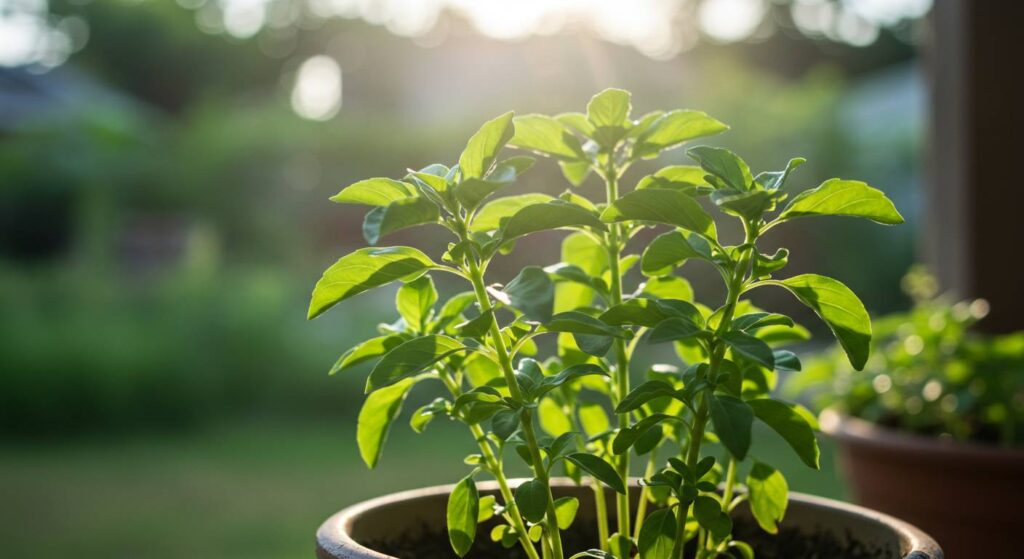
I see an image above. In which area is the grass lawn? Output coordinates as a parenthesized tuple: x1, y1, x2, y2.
(0, 419, 847, 558)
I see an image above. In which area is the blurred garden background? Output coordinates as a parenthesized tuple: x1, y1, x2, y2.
(1, 0, 933, 557)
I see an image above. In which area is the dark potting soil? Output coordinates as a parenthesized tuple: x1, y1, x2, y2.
(365, 519, 887, 559)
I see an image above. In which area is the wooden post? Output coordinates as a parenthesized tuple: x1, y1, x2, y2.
(925, 0, 1024, 333)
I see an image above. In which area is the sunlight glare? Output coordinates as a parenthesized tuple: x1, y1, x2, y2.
(291, 55, 343, 121)
(697, 0, 766, 43)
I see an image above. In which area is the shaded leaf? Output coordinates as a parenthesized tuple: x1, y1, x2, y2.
(358, 377, 416, 468)
(366, 335, 469, 392)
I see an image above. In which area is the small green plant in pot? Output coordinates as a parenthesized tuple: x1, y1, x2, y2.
(310, 90, 936, 559)
(790, 267, 1023, 558)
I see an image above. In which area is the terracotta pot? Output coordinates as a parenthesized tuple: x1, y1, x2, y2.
(822, 410, 1024, 558)
(316, 478, 941, 558)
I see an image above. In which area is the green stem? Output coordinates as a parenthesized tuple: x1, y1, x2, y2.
(566, 400, 610, 551)
(632, 449, 660, 542)
(465, 255, 565, 559)
(603, 168, 633, 538)
(440, 372, 541, 559)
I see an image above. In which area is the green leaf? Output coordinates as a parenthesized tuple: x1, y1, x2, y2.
(566, 453, 625, 494)
(546, 311, 630, 338)
(455, 165, 517, 210)
(747, 461, 788, 534)
(362, 197, 440, 245)
(687, 146, 753, 191)
(754, 157, 806, 191)
(637, 508, 677, 559)
(510, 114, 585, 161)
(615, 380, 677, 413)
(406, 163, 450, 193)
(747, 398, 820, 468)
(556, 232, 607, 313)
(693, 495, 732, 540)
(366, 335, 469, 392)
(459, 111, 515, 180)
(560, 160, 592, 186)
(612, 413, 675, 454)
(331, 177, 418, 206)
(569, 551, 617, 559)
(357, 377, 416, 468)
(710, 188, 776, 221)
(587, 88, 631, 127)
(634, 110, 729, 158)
(554, 496, 580, 530)
(514, 478, 549, 523)
(432, 292, 477, 332)
(721, 331, 775, 369)
(762, 274, 871, 370)
(500, 155, 536, 175)
(456, 310, 494, 338)
(502, 266, 555, 323)
(779, 179, 904, 225)
(578, 402, 610, 437)
(601, 189, 716, 239)
(470, 194, 554, 232)
(491, 409, 520, 440)
(396, 275, 437, 332)
(641, 231, 713, 276)
(732, 312, 794, 332)
(535, 363, 608, 398)
(601, 298, 700, 328)
(708, 394, 753, 460)
(501, 200, 605, 241)
(329, 335, 404, 375)
(642, 277, 695, 301)
(648, 317, 704, 344)
(773, 349, 802, 372)
(308, 246, 436, 319)
(447, 473, 480, 556)
(636, 165, 711, 192)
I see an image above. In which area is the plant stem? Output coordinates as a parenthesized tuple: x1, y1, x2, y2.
(566, 401, 611, 551)
(632, 449, 660, 542)
(603, 167, 633, 538)
(439, 372, 541, 559)
(465, 254, 565, 559)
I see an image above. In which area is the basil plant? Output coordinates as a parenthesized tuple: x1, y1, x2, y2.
(308, 89, 903, 559)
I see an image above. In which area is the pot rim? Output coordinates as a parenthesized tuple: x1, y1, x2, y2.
(820, 408, 1024, 461)
(316, 478, 942, 559)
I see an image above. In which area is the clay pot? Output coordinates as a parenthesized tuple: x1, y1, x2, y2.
(316, 478, 941, 558)
(822, 410, 1024, 558)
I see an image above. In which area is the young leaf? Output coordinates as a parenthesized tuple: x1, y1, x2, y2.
(535, 363, 609, 397)
(747, 461, 789, 534)
(721, 331, 775, 369)
(456, 310, 494, 338)
(362, 197, 439, 245)
(732, 312, 794, 332)
(642, 276, 695, 302)
(357, 377, 417, 468)
(454, 165, 517, 210)
(545, 311, 631, 338)
(708, 394, 753, 460)
(366, 335, 470, 392)
(587, 88, 631, 127)
(459, 111, 514, 180)
(566, 453, 625, 494)
(501, 200, 605, 241)
(308, 247, 435, 319)
(432, 292, 477, 332)
(470, 193, 554, 232)
(329, 335, 405, 375)
(601, 189, 716, 239)
(687, 146, 753, 191)
(396, 275, 438, 332)
(447, 473, 480, 556)
(641, 231, 714, 276)
(760, 274, 871, 370)
(514, 478, 550, 523)
(554, 496, 581, 530)
(754, 157, 806, 191)
(637, 508, 677, 559)
(510, 114, 586, 161)
(502, 266, 555, 323)
(778, 179, 904, 225)
(330, 177, 418, 206)
(634, 109, 729, 158)
(747, 398, 820, 468)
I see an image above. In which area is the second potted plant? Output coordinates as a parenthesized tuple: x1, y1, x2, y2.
(793, 267, 1024, 558)
(309, 89, 940, 558)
